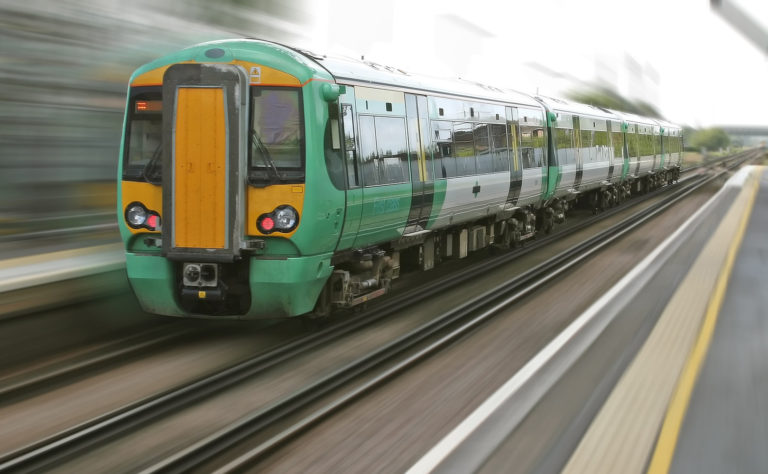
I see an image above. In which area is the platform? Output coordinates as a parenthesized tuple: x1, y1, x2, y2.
(564, 165, 767, 473)
(0, 243, 125, 318)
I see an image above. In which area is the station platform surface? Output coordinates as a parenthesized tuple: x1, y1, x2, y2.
(564, 165, 768, 474)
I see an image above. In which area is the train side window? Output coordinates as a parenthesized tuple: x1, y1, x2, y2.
(358, 115, 409, 186)
(453, 122, 476, 176)
(358, 115, 379, 186)
(474, 124, 493, 174)
(324, 102, 346, 190)
(594, 130, 609, 161)
(556, 128, 575, 166)
(580, 129, 593, 162)
(432, 120, 456, 178)
(611, 129, 624, 159)
(374, 116, 409, 185)
(518, 107, 545, 169)
(342, 104, 359, 188)
(520, 125, 544, 168)
(490, 123, 510, 172)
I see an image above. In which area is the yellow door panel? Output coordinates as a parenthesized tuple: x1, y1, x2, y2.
(174, 87, 227, 249)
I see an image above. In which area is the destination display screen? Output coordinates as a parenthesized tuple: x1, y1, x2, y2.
(135, 100, 162, 113)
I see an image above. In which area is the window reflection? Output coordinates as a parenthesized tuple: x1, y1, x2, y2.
(453, 122, 476, 176)
(250, 87, 304, 182)
(490, 124, 509, 172)
(358, 115, 409, 186)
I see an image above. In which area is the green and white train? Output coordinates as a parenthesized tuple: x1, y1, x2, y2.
(118, 39, 682, 319)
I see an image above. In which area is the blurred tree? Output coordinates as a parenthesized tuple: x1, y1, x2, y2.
(688, 128, 731, 151)
(566, 86, 663, 118)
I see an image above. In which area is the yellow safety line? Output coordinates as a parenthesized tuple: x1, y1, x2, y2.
(647, 168, 763, 474)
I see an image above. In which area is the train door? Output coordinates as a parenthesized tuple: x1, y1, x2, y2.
(352, 86, 412, 248)
(573, 115, 583, 190)
(404, 94, 434, 233)
(336, 88, 363, 250)
(505, 106, 523, 205)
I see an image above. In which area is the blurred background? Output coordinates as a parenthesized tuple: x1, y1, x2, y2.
(1, 0, 766, 237)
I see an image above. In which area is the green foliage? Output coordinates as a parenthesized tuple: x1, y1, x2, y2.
(688, 128, 730, 151)
(566, 86, 663, 118)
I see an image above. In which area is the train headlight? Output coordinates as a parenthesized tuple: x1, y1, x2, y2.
(274, 206, 298, 230)
(126, 203, 147, 227)
(257, 205, 299, 234)
(125, 202, 161, 231)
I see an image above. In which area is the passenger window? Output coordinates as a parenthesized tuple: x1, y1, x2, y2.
(432, 120, 456, 178)
(556, 128, 575, 166)
(474, 124, 493, 174)
(453, 122, 476, 176)
(612, 131, 624, 159)
(490, 123, 510, 172)
(358, 115, 379, 186)
(374, 116, 409, 184)
(518, 108, 545, 169)
(358, 115, 409, 186)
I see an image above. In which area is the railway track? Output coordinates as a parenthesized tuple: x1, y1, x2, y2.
(150, 150, 758, 473)
(0, 150, 759, 472)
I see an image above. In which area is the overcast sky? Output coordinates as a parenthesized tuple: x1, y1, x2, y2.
(306, 0, 768, 128)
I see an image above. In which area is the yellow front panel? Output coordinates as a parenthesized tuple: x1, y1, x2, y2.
(174, 87, 227, 249)
(122, 181, 163, 234)
(247, 184, 304, 237)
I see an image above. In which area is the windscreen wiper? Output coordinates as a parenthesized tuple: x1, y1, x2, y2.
(251, 129, 282, 183)
(141, 143, 162, 184)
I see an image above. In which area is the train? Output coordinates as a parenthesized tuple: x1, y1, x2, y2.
(118, 39, 683, 319)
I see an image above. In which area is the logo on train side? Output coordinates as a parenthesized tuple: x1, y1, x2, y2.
(373, 198, 400, 215)
(249, 66, 262, 84)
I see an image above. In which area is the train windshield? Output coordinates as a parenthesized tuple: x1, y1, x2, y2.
(249, 87, 305, 185)
(123, 87, 162, 183)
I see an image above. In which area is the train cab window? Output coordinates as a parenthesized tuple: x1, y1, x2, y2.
(249, 87, 304, 185)
(123, 87, 162, 183)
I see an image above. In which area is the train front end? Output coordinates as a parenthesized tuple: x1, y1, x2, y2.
(118, 40, 343, 318)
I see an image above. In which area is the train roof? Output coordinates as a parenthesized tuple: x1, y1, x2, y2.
(298, 48, 542, 109)
(653, 118, 682, 133)
(534, 95, 621, 121)
(608, 109, 661, 127)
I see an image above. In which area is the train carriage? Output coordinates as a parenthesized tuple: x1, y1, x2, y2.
(534, 96, 625, 200)
(611, 110, 667, 192)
